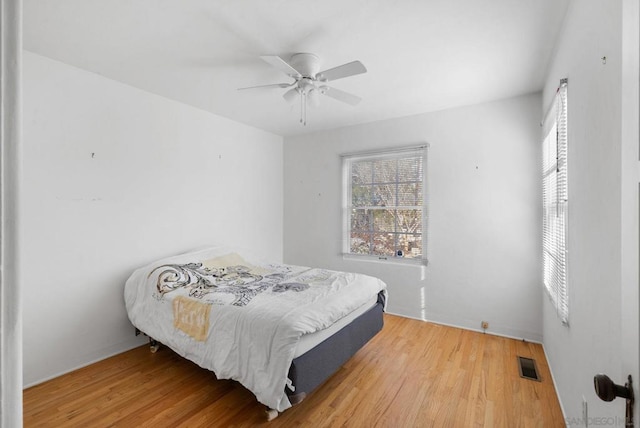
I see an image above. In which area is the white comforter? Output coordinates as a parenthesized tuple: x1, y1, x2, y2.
(124, 246, 387, 412)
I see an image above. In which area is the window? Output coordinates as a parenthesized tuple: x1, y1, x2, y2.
(542, 79, 568, 324)
(342, 146, 428, 264)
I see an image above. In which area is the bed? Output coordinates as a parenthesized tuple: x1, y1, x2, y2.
(124, 246, 387, 420)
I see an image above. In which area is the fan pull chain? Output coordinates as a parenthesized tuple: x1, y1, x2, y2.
(300, 90, 303, 124)
(299, 91, 307, 126)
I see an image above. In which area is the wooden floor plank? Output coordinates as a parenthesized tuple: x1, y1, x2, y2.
(24, 314, 565, 427)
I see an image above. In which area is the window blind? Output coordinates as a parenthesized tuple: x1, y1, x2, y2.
(342, 146, 428, 264)
(542, 80, 569, 324)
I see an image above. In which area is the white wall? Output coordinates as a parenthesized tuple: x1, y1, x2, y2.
(284, 93, 543, 341)
(22, 51, 283, 387)
(541, 0, 627, 422)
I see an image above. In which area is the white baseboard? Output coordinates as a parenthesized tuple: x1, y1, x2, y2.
(385, 308, 543, 343)
(23, 336, 146, 389)
(541, 343, 567, 424)
(424, 318, 543, 344)
(386, 313, 543, 344)
(385, 310, 426, 322)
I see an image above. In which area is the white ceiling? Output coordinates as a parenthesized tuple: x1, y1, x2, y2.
(24, 0, 569, 137)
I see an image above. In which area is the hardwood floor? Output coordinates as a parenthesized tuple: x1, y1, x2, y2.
(24, 314, 564, 427)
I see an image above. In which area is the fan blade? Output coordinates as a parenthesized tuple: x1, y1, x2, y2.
(316, 61, 367, 82)
(323, 86, 362, 106)
(283, 87, 300, 103)
(260, 55, 303, 78)
(237, 82, 294, 90)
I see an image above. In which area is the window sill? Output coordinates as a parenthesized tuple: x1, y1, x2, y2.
(342, 253, 428, 267)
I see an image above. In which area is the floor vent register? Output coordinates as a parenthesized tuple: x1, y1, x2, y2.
(517, 356, 541, 382)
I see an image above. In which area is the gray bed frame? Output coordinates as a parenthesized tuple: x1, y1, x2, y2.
(285, 291, 386, 405)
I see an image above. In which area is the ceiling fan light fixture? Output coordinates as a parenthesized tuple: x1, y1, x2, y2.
(243, 53, 367, 125)
(308, 88, 320, 107)
(283, 87, 299, 103)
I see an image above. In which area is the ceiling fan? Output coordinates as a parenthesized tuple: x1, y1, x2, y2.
(239, 53, 367, 125)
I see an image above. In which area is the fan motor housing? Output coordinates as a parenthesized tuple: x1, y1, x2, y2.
(289, 53, 320, 78)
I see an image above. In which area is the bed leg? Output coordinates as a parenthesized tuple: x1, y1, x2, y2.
(149, 338, 160, 353)
(265, 408, 279, 421)
(288, 392, 306, 406)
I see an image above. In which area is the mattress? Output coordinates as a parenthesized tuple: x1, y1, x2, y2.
(293, 295, 378, 358)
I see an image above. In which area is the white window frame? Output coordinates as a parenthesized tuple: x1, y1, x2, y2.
(341, 145, 428, 266)
(542, 79, 569, 324)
